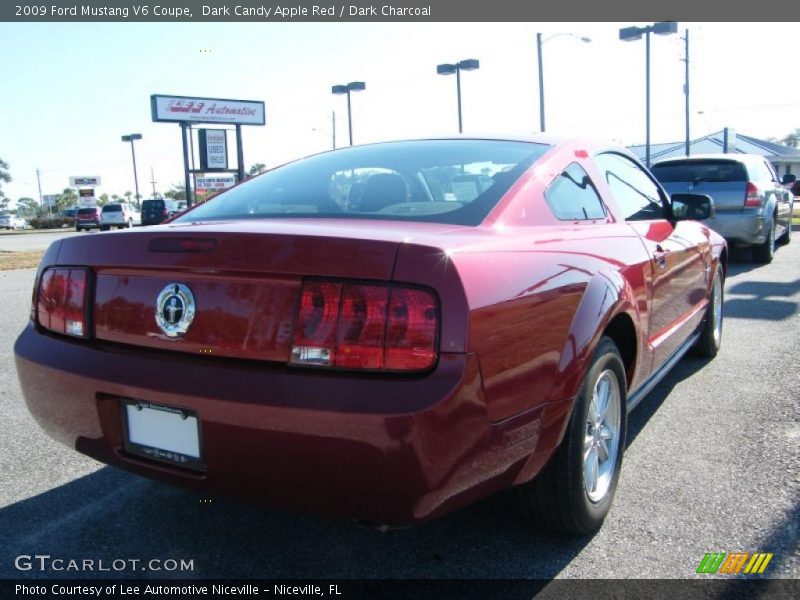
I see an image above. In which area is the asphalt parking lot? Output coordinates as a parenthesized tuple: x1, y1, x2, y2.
(0, 229, 84, 253)
(0, 237, 797, 582)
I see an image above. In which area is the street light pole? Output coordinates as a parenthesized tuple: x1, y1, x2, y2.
(437, 59, 480, 134)
(646, 31, 651, 168)
(683, 29, 690, 156)
(536, 33, 591, 133)
(537, 33, 545, 132)
(332, 82, 366, 146)
(619, 22, 678, 168)
(120, 133, 142, 208)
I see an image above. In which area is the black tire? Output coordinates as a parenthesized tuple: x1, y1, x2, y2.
(516, 336, 627, 535)
(777, 216, 792, 246)
(100, 225, 109, 231)
(752, 217, 775, 263)
(693, 265, 724, 358)
(75, 225, 81, 232)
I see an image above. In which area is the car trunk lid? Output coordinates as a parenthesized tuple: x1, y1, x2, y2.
(651, 158, 749, 211)
(54, 220, 466, 363)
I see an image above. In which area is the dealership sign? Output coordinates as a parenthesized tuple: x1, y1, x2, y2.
(78, 188, 97, 207)
(196, 176, 236, 191)
(70, 176, 102, 187)
(151, 95, 265, 125)
(199, 129, 228, 170)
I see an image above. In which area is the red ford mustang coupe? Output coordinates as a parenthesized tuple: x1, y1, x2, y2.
(15, 137, 726, 534)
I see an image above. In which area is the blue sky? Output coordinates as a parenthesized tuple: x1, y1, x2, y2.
(2, 22, 799, 204)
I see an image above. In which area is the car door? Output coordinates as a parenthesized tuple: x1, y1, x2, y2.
(594, 152, 710, 369)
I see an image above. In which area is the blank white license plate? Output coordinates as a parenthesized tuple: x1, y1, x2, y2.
(123, 401, 204, 469)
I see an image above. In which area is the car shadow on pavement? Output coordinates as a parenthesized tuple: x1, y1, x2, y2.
(724, 277, 800, 321)
(0, 460, 591, 583)
(625, 355, 708, 449)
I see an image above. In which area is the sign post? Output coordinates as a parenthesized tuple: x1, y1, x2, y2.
(151, 94, 265, 207)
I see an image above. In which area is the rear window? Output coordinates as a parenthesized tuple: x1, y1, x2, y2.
(102, 204, 122, 212)
(77, 208, 97, 215)
(651, 160, 747, 183)
(173, 140, 550, 226)
(143, 200, 165, 211)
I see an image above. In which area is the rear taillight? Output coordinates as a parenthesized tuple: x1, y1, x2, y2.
(37, 267, 90, 338)
(291, 279, 438, 372)
(744, 182, 762, 207)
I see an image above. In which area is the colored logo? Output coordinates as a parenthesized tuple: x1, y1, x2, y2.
(696, 552, 773, 574)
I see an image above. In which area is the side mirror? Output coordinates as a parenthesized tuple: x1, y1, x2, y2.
(672, 193, 715, 221)
(781, 173, 796, 185)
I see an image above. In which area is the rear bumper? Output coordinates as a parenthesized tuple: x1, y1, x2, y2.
(14, 323, 559, 524)
(706, 209, 766, 245)
(76, 220, 100, 229)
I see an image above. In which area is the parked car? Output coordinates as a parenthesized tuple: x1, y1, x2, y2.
(141, 198, 181, 226)
(0, 214, 27, 230)
(651, 154, 793, 263)
(15, 137, 726, 534)
(75, 207, 101, 231)
(62, 207, 79, 219)
(100, 203, 141, 230)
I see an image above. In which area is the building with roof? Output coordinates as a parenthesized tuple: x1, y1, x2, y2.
(628, 129, 800, 177)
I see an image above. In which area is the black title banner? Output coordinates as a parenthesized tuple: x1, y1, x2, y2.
(3, 579, 799, 600)
(4, 0, 800, 22)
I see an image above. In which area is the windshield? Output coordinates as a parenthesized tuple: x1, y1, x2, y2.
(174, 139, 550, 226)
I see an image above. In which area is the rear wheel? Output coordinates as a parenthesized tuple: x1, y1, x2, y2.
(777, 212, 792, 246)
(516, 337, 627, 534)
(753, 217, 775, 263)
(694, 265, 724, 358)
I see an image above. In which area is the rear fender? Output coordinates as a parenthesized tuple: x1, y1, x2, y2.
(517, 271, 641, 482)
(549, 270, 641, 406)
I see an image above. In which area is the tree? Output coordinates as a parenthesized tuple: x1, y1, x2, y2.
(124, 191, 132, 203)
(164, 183, 187, 201)
(781, 130, 800, 148)
(55, 188, 78, 214)
(0, 158, 11, 204)
(0, 158, 10, 184)
(97, 193, 109, 206)
(248, 163, 266, 178)
(17, 197, 40, 218)
(769, 129, 800, 148)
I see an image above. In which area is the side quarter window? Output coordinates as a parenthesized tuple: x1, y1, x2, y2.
(544, 162, 606, 221)
(595, 152, 667, 221)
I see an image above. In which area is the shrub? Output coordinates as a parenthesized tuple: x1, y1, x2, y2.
(29, 217, 75, 230)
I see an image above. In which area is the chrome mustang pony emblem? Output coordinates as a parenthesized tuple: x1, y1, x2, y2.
(155, 283, 196, 337)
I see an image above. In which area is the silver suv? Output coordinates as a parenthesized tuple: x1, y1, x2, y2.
(651, 154, 793, 263)
(100, 203, 141, 231)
